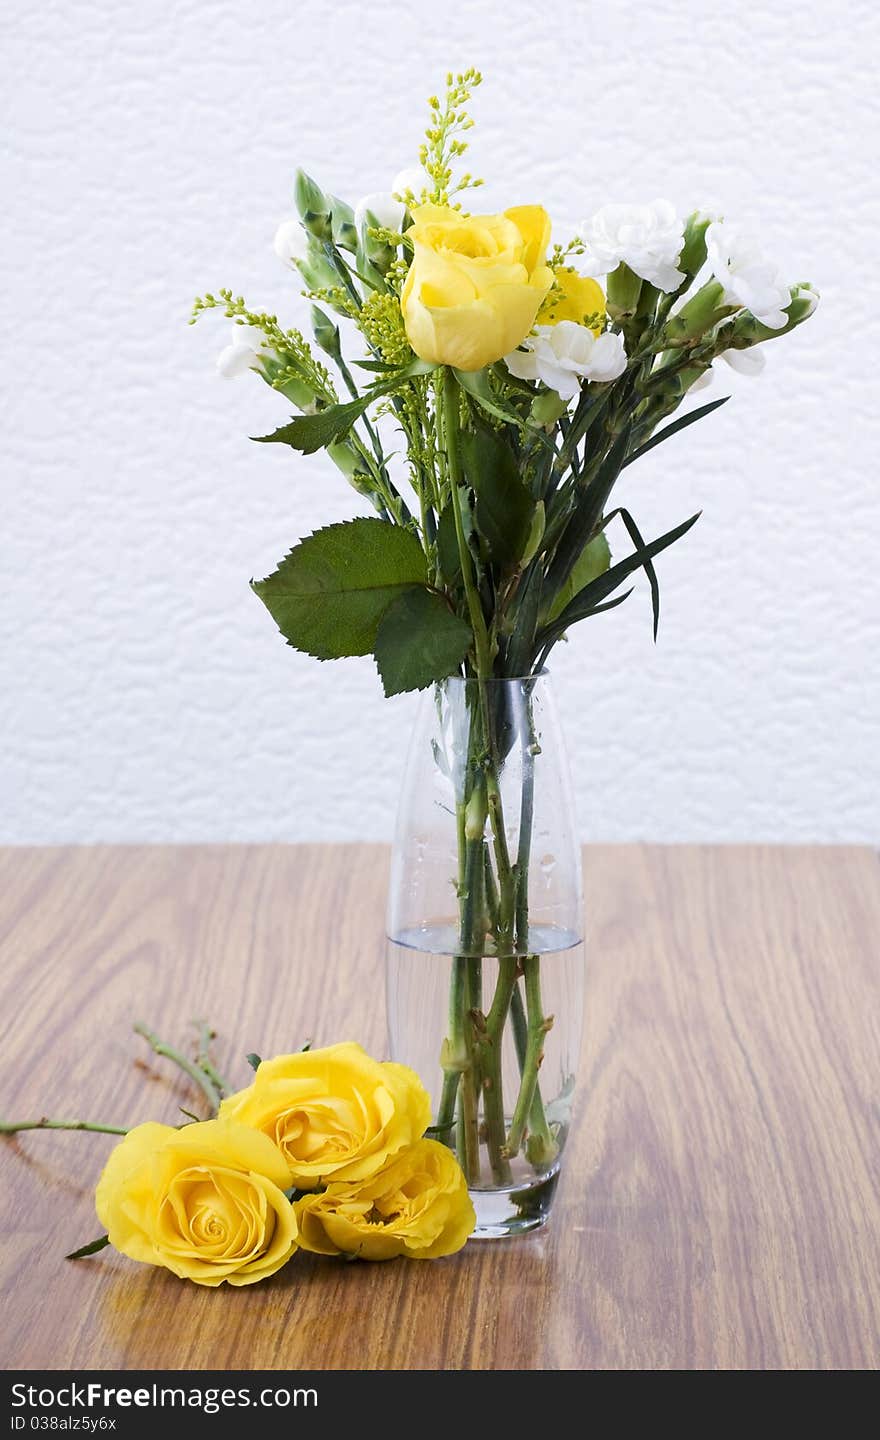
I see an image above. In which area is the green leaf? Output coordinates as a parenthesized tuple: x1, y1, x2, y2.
(543, 422, 632, 599)
(245, 1052, 261, 1071)
(520, 501, 546, 567)
(253, 360, 434, 455)
(65, 1235, 110, 1262)
(539, 511, 701, 646)
(612, 508, 661, 639)
(461, 424, 535, 571)
(622, 396, 729, 469)
(453, 368, 528, 428)
(437, 500, 462, 583)
(252, 518, 427, 660)
(374, 587, 472, 696)
(544, 532, 611, 624)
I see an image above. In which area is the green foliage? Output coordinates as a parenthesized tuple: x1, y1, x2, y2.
(539, 512, 701, 649)
(544, 532, 611, 624)
(254, 360, 434, 455)
(65, 1235, 110, 1262)
(252, 519, 427, 660)
(454, 368, 527, 429)
(461, 424, 534, 571)
(191, 290, 337, 404)
(194, 67, 818, 693)
(623, 397, 729, 470)
(374, 588, 473, 696)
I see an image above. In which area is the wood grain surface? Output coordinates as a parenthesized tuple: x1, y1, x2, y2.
(1, 843, 878, 1371)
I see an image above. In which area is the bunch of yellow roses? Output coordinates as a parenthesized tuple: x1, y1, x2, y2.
(72, 1043, 474, 1287)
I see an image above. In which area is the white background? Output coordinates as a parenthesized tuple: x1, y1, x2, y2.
(3, 0, 878, 845)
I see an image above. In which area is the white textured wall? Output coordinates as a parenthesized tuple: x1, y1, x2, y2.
(3, 0, 878, 844)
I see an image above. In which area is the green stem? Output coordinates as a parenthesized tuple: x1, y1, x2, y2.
(436, 954, 466, 1143)
(134, 1021, 220, 1114)
(443, 368, 492, 676)
(480, 953, 517, 1184)
(0, 1118, 128, 1136)
(195, 1020, 233, 1099)
(507, 956, 557, 1163)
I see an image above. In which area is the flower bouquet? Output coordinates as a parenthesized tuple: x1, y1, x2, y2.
(2, 67, 817, 1268)
(198, 69, 815, 1235)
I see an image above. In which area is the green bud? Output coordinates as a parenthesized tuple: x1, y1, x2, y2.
(294, 238, 338, 293)
(310, 304, 341, 361)
(725, 283, 819, 346)
(358, 211, 397, 273)
(678, 211, 714, 283)
(330, 196, 358, 253)
(663, 280, 730, 345)
(530, 391, 567, 428)
(606, 262, 642, 319)
(328, 442, 365, 482)
(294, 169, 333, 241)
(259, 356, 315, 410)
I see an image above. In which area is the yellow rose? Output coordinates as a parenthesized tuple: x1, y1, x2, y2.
(401, 203, 553, 371)
(95, 1120, 298, 1287)
(218, 1042, 431, 1189)
(294, 1139, 476, 1260)
(539, 267, 606, 332)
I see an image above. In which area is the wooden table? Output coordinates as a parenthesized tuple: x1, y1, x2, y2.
(1, 844, 878, 1371)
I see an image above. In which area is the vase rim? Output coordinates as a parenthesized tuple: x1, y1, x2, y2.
(440, 668, 549, 687)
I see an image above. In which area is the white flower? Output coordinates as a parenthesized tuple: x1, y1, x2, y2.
(216, 326, 267, 378)
(719, 347, 766, 376)
(354, 191, 406, 236)
(505, 322, 627, 400)
(705, 221, 790, 330)
(580, 201, 686, 292)
(273, 217, 309, 268)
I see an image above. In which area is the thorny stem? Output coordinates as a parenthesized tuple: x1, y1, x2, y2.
(195, 1020, 233, 1099)
(0, 1118, 128, 1136)
(134, 1021, 221, 1114)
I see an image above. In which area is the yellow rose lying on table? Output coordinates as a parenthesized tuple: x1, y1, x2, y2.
(401, 203, 553, 370)
(295, 1138, 476, 1260)
(95, 1119, 298, 1287)
(218, 1041, 431, 1189)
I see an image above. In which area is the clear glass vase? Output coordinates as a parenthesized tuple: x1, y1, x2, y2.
(386, 673, 584, 1238)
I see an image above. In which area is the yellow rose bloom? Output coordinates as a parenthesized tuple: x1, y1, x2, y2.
(539, 267, 606, 332)
(219, 1042, 431, 1190)
(95, 1120, 298, 1287)
(294, 1139, 476, 1260)
(400, 203, 553, 371)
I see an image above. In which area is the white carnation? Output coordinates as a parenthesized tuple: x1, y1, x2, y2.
(719, 347, 766, 375)
(273, 217, 309, 268)
(580, 201, 686, 292)
(216, 326, 267, 379)
(354, 191, 406, 236)
(706, 221, 790, 330)
(505, 322, 627, 400)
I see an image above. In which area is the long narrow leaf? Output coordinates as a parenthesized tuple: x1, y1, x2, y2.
(623, 396, 729, 469)
(543, 422, 633, 601)
(614, 508, 661, 640)
(538, 510, 701, 648)
(65, 1235, 110, 1261)
(584, 587, 634, 617)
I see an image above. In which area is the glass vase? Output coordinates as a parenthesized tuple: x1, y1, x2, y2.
(386, 673, 584, 1238)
